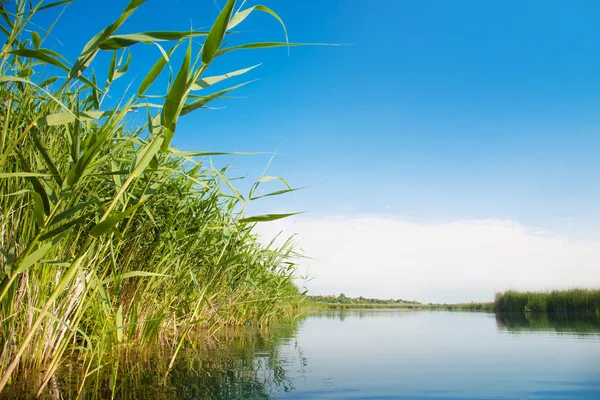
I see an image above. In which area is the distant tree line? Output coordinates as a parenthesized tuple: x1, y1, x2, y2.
(307, 293, 422, 305)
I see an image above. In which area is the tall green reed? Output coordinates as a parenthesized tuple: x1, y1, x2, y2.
(495, 289, 600, 313)
(0, 0, 305, 395)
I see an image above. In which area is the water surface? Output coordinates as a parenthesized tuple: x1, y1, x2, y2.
(274, 310, 600, 399)
(6, 310, 600, 399)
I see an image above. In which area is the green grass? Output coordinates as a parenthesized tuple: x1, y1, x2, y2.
(0, 0, 305, 395)
(494, 289, 600, 314)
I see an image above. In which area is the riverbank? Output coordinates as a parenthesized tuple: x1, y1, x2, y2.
(307, 289, 600, 314)
(305, 297, 496, 312)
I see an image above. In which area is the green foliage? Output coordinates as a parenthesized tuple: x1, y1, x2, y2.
(0, 0, 304, 395)
(306, 295, 494, 312)
(495, 289, 600, 313)
(308, 294, 422, 306)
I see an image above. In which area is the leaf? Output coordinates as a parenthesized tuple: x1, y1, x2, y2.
(38, 0, 73, 11)
(180, 81, 252, 116)
(202, 0, 236, 65)
(216, 42, 316, 57)
(16, 153, 51, 217)
(31, 31, 41, 49)
(107, 51, 117, 83)
(239, 212, 303, 223)
(160, 39, 191, 132)
(227, 5, 288, 43)
(89, 203, 143, 238)
(70, 0, 147, 79)
(49, 201, 96, 226)
(39, 215, 89, 241)
(101, 271, 169, 285)
(31, 129, 63, 186)
(130, 134, 164, 177)
(0, 172, 57, 178)
(39, 76, 58, 88)
(112, 50, 131, 81)
(10, 48, 70, 72)
(169, 150, 257, 157)
(98, 31, 208, 50)
(250, 186, 306, 200)
(138, 44, 177, 96)
(190, 64, 259, 91)
(36, 109, 130, 127)
(31, 191, 47, 226)
(116, 305, 123, 343)
(16, 243, 53, 273)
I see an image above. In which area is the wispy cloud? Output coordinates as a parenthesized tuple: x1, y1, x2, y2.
(257, 215, 600, 304)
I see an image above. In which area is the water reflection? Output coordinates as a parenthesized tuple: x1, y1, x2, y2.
(308, 308, 419, 321)
(5, 310, 600, 399)
(496, 312, 600, 337)
(4, 322, 306, 400)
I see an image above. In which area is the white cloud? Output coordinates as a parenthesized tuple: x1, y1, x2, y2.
(257, 215, 600, 304)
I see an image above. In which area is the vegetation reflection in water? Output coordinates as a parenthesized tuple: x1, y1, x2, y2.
(4, 310, 600, 399)
(496, 312, 600, 337)
(0, 319, 307, 400)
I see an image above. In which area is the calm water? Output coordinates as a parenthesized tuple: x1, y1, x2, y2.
(6, 310, 600, 399)
(274, 310, 600, 399)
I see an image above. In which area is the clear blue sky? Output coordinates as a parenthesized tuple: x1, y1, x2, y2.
(35, 0, 600, 238)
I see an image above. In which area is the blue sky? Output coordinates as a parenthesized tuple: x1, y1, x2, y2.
(29, 0, 600, 300)
(34, 0, 600, 237)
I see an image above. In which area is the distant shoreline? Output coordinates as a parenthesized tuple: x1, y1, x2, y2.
(306, 288, 600, 314)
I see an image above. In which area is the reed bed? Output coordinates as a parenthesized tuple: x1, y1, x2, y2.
(0, 0, 304, 395)
(494, 289, 600, 313)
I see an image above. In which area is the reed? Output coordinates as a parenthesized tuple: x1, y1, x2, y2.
(0, 0, 304, 395)
(494, 289, 600, 313)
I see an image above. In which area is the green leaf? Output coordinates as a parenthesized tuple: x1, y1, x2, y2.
(112, 50, 131, 80)
(138, 44, 177, 96)
(10, 48, 69, 72)
(160, 39, 191, 132)
(239, 212, 302, 223)
(36, 109, 130, 127)
(169, 150, 257, 157)
(49, 201, 96, 226)
(250, 186, 306, 200)
(16, 153, 51, 217)
(39, 76, 58, 88)
(31, 129, 63, 186)
(31, 191, 47, 226)
(130, 134, 164, 177)
(89, 203, 143, 238)
(39, 215, 89, 241)
(202, 0, 236, 65)
(216, 42, 315, 57)
(190, 64, 259, 91)
(38, 0, 73, 11)
(16, 243, 53, 273)
(101, 271, 169, 285)
(227, 5, 288, 43)
(107, 51, 117, 83)
(116, 305, 123, 342)
(180, 81, 252, 116)
(31, 31, 41, 49)
(0, 172, 57, 178)
(70, 0, 147, 79)
(98, 31, 208, 50)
